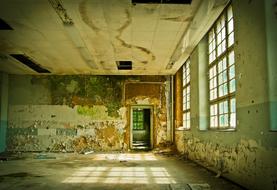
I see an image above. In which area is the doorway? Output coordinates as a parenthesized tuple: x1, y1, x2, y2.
(130, 106, 153, 150)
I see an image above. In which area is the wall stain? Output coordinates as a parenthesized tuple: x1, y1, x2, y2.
(79, 0, 101, 33)
(115, 9, 156, 63)
(161, 15, 193, 22)
(78, 3, 155, 64)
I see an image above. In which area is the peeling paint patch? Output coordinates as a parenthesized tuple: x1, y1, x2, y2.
(125, 82, 168, 148)
(177, 133, 277, 190)
(8, 76, 168, 152)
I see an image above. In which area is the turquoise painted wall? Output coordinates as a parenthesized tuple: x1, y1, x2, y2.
(0, 72, 8, 152)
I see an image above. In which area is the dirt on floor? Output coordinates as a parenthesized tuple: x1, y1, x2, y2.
(0, 151, 245, 190)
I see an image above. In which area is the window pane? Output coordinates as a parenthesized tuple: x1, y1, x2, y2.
(228, 19, 234, 34)
(219, 85, 223, 97)
(223, 83, 228, 95)
(222, 39, 226, 52)
(209, 30, 215, 43)
(210, 79, 213, 89)
(218, 43, 222, 56)
(218, 60, 222, 72)
(219, 115, 225, 126)
(230, 113, 236, 127)
(210, 104, 218, 116)
(214, 116, 218, 127)
(224, 101, 228, 113)
(231, 98, 236, 113)
(210, 106, 214, 115)
(210, 116, 215, 127)
(222, 28, 226, 40)
(183, 113, 186, 126)
(229, 79, 236, 93)
(224, 114, 229, 125)
(227, 6, 233, 21)
(210, 88, 217, 100)
(211, 116, 218, 128)
(222, 57, 227, 68)
(229, 65, 235, 79)
(213, 77, 217, 88)
(223, 71, 227, 82)
(219, 102, 224, 114)
(228, 51, 235, 65)
(228, 32, 234, 47)
(218, 73, 223, 85)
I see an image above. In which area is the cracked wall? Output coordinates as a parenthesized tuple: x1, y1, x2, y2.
(8, 75, 168, 152)
(174, 1, 277, 190)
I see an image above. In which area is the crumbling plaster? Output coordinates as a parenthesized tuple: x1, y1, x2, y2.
(175, 0, 277, 189)
(8, 75, 169, 152)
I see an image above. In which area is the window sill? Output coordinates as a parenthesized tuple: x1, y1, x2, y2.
(209, 128, 236, 132)
(175, 126, 190, 131)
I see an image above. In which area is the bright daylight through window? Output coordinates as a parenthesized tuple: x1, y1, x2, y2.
(208, 5, 236, 129)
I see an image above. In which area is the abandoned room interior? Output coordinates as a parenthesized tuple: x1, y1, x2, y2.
(0, 0, 276, 189)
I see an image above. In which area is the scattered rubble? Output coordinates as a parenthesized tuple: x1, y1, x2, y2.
(33, 153, 56, 159)
(153, 142, 177, 156)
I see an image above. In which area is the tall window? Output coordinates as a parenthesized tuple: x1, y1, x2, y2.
(208, 5, 236, 129)
(183, 59, 190, 129)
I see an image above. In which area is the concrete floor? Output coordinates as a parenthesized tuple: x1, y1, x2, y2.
(0, 152, 244, 190)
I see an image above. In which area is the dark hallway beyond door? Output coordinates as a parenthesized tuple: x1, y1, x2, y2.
(132, 107, 152, 150)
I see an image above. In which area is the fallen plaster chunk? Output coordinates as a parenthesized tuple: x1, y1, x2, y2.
(34, 153, 56, 160)
(170, 183, 211, 190)
(188, 183, 211, 190)
(84, 151, 94, 155)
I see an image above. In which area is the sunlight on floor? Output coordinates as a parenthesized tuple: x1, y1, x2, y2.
(93, 153, 157, 161)
(62, 167, 176, 184)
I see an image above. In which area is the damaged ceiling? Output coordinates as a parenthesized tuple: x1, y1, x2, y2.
(0, 0, 229, 75)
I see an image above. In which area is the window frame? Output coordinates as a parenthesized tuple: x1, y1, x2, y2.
(182, 59, 191, 130)
(208, 4, 236, 130)
(132, 109, 145, 130)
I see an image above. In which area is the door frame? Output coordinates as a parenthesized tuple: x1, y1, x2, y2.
(130, 105, 153, 149)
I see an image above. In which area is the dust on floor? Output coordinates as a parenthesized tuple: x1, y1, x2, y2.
(0, 152, 245, 190)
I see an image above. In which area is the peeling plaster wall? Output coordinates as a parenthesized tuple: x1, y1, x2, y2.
(125, 81, 169, 147)
(8, 75, 168, 152)
(174, 1, 277, 189)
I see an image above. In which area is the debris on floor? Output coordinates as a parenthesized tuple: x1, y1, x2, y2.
(33, 153, 56, 160)
(84, 150, 94, 155)
(153, 142, 177, 156)
(169, 183, 211, 190)
(0, 172, 43, 181)
(177, 153, 189, 161)
(188, 183, 211, 190)
(0, 152, 24, 161)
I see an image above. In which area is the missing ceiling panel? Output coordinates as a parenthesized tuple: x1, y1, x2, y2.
(132, 0, 192, 4)
(0, 18, 13, 30)
(10, 54, 51, 73)
(117, 61, 132, 70)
